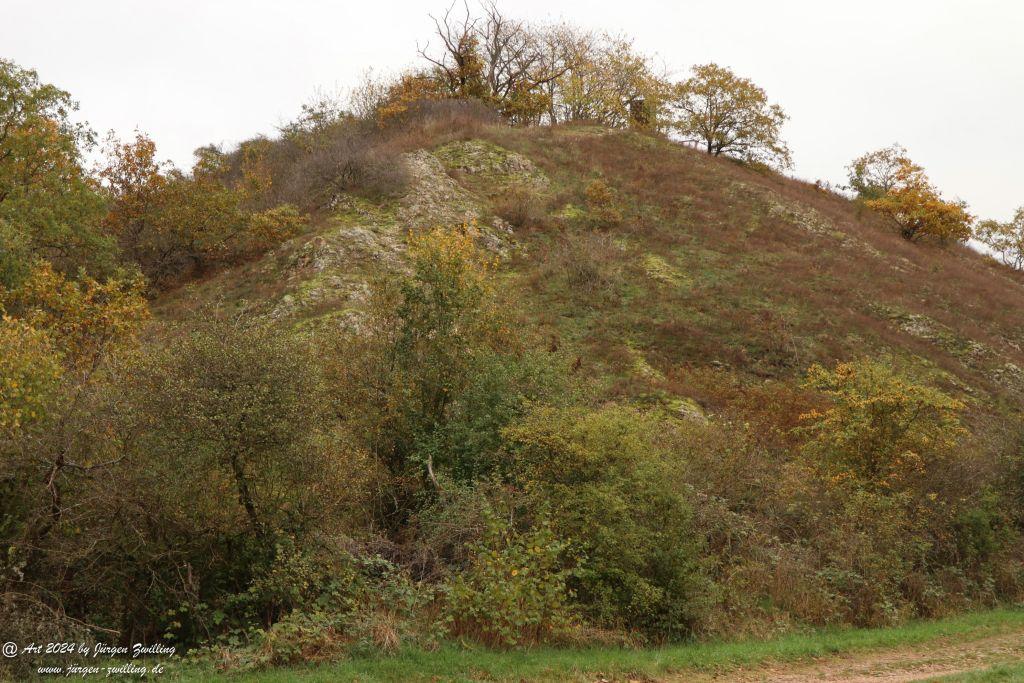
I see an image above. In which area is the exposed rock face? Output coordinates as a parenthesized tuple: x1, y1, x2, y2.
(398, 150, 481, 229)
(267, 141, 535, 326)
(432, 139, 549, 194)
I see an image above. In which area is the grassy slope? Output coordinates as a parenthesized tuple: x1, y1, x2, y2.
(170, 608, 1024, 682)
(152, 125, 1024, 677)
(487, 127, 1024, 417)
(161, 124, 1024, 424)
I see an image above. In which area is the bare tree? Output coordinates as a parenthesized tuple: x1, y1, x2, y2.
(417, 2, 571, 121)
(417, 2, 485, 98)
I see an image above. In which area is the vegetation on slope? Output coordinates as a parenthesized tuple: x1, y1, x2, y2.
(3, 3, 1024, 678)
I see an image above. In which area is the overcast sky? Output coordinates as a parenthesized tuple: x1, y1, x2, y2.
(4, 0, 1021, 220)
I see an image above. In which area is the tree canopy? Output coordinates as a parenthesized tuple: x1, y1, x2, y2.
(671, 63, 791, 168)
(975, 206, 1024, 269)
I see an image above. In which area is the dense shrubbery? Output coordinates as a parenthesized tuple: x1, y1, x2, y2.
(5, 211, 1023, 674)
(502, 406, 710, 639)
(2, 24, 1024, 678)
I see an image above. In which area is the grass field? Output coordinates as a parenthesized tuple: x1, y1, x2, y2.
(169, 607, 1024, 682)
(937, 662, 1024, 681)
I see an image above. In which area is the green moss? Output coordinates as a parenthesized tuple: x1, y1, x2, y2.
(433, 140, 548, 196)
(642, 253, 691, 288)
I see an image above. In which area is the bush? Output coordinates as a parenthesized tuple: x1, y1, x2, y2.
(281, 119, 408, 207)
(502, 405, 710, 640)
(333, 226, 564, 526)
(65, 315, 365, 647)
(493, 185, 549, 229)
(800, 359, 966, 491)
(584, 179, 623, 228)
(443, 510, 574, 647)
(380, 98, 501, 141)
(189, 542, 436, 671)
(536, 232, 623, 303)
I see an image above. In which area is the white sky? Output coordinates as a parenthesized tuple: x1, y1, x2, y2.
(4, 0, 1021, 221)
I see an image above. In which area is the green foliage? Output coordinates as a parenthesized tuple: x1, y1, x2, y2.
(0, 60, 116, 277)
(68, 315, 364, 646)
(336, 227, 563, 524)
(5, 42, 1024, 668)
(170, 608, 1024, 682)
(0, 315, 60, 437)
(125, 316, 341, 541)
(0, 219, 31, 290)
(672, 63, 791, 168)
(503, 405, 710, 639)
(443, 510, 574, 647)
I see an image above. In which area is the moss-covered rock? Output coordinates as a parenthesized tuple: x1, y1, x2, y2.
(433, 140, 549, 195)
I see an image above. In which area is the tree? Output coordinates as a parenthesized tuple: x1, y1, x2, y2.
(555, 35, 669, 129)
(99, 133, 302, 285)
(846, 144, 919, 200)
(418, 2, 571, 124)
(0, 60, 114, 281)
(672, 63, 792, 168)
(975, 207, 1024, 269)
(864, 158, 973, 243)
(2, 260, 148, 372)
(522, 24, 589, 125)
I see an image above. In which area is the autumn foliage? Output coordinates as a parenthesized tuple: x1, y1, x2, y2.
(98, 133, 304, 286)
(849, 145, 974, 243)
(3, 4, 1024, 674)
(672, 63, 791, 168)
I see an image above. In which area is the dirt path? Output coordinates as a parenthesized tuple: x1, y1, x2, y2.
(675, 629, 1024, 682)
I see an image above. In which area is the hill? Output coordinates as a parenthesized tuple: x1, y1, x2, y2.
(162, 123, 1024, 421)
(7, 110, 1024, 678)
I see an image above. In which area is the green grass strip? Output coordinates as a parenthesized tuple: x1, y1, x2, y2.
(171, 607, 1024, 682)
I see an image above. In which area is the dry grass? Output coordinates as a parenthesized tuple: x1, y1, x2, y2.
(470, 125, 1024, 415)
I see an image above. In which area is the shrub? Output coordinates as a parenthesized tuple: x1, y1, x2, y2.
(584, 178, 623, 228)
(800, 359, 967, 491)
(380, 96, 501, 137)
(68, 315, 364, 647)
(333, 226, 564, 526)
(443, 510, 574, 647)
(3, 261, 149, 371)
(536, 232, 623, 303)
(281, 119, 408, 206)
(0, 316, 60, 437)
(244, 203, 305, 254)
(493, 185, 549, 229)
(502, 405, 710, 639)
(190, 543, 436, 671)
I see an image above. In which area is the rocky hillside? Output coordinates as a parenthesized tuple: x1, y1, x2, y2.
(160, 124, 1024, 429)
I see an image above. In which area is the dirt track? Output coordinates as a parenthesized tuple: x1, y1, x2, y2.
(674, 628, 1024, 682)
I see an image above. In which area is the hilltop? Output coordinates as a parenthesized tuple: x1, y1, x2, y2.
(161, 122, 1024, 423)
